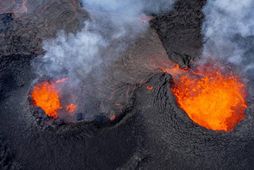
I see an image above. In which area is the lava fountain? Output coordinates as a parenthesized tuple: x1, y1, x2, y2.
(31, 78, 77, 120)
(163, 62, 247, 132)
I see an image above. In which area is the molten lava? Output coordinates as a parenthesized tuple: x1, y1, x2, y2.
(164, 64, 247, 131)
(146, 85, 154, 91)
(31, 78, 77, 119)
(66, 103, 77, 113)
(31, 81, 61, 118)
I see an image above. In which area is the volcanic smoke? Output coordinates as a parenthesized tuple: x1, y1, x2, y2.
(202, 0, 254, 76)
(32, 0, 176, 122)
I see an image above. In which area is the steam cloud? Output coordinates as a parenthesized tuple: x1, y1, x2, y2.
(202, 0, 254, 77)
(34, 0, 175, 80)
(32, 0, 175, 119)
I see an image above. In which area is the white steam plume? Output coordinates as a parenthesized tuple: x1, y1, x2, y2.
(32, 0, 175, 120)
(34, 0, 176, 80)
(202, 0, 254, 76)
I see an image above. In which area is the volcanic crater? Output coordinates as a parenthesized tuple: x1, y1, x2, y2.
(1, 0, 254, 170)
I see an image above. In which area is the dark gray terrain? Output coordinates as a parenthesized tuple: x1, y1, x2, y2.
(1, 0, 254, 169)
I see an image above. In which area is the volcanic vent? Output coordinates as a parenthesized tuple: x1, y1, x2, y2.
(30, 78, 77, 120)
(163, 62, 247, 131)
(2, 0, 254, 169)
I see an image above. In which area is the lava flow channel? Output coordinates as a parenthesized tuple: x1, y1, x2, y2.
(164, 64, 247, 132)
(31, 78, 77, 119)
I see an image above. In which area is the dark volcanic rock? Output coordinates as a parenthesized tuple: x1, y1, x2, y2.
(152, 0, 206, 67)
(0, 13, 13, 32)
(1, 0, 254, 170)
(132, 73, 254, 169)
(0, 0, 87, 57)
(0, 27, 165, 169)
(0, 52, 144, 169)
(0, 135, 20, 170)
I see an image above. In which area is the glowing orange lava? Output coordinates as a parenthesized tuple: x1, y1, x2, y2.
(66, 103, 77, 113)
(164, 64, 247, 131)
(146, 85, 154, 91)
(31, 79, 78, 119)
(161, 64, 187, 76)
(31, 81, 61, 118)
